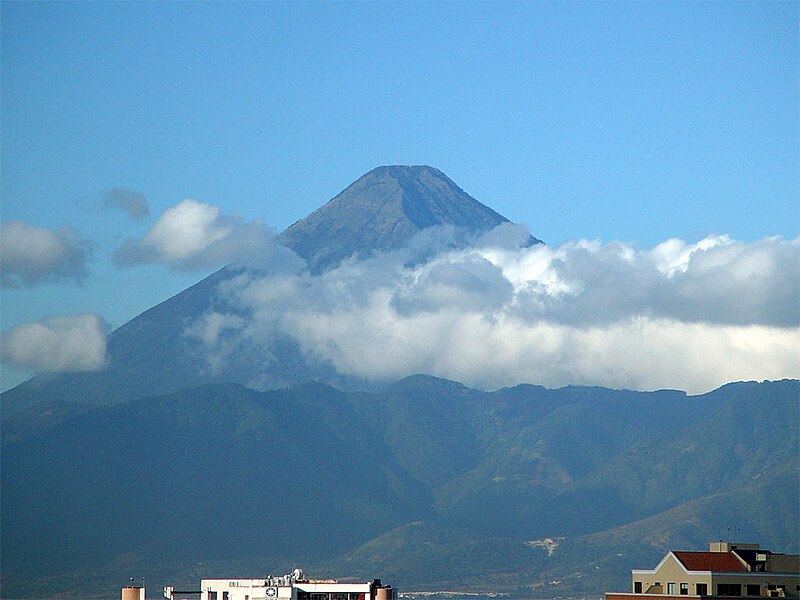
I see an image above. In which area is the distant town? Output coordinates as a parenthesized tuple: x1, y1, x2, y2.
(112, 540, 800, 600)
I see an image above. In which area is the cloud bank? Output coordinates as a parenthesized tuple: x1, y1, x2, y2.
(187, 228, 799, 395)
(113, 199, 293, 270)
(0, 222, 91, 288)
(1, 314, 109, 373)
(104, 187, 149, 220)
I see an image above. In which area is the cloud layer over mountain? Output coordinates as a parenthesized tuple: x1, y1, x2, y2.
(189, 226, 799, 394)
(3, 194, 796, 395)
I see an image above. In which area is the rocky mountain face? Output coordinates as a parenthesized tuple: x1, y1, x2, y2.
(1, 166, 538, 413)
(2, 377, 797, 598)
(279, 165, 540, 273)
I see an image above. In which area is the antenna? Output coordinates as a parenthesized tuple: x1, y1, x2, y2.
(725, 525, 741, 544)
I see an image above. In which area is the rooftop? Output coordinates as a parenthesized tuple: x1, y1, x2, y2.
(673, 551, 748, 572)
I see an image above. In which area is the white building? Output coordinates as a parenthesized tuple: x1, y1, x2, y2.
(165, 569, 395, 600)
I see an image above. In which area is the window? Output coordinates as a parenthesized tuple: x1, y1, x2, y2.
(746, 585, 760, 596)
(680, 584, 688, 595)
(718, 584, 742, 596)
(668, 583, 676, 595)
(634, 582, 643, 594)
(695, 584, 708, 596)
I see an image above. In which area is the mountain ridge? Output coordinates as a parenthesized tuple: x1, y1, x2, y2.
(2, 376, 797, 598)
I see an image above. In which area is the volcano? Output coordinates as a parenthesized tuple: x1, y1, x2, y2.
(2, 166, 540, 412)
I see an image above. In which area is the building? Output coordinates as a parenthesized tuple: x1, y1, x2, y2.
(605, 542, 799, 600)
(123, 586, 146, 600)
(164, 569, 396, 600)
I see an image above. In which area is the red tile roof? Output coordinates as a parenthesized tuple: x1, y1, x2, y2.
(674, 551, 748, 572)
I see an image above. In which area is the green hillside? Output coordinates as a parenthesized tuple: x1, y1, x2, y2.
(2, 378, 797, 598)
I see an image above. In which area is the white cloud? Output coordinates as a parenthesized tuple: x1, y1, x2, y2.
(282, 310, 798, 394)
(650, 235, 732, 276)
(114, 199, 301, 271)
(0, 221, 91, 288)
(145, 200, 231, 260)
(186, 229, 800, 395)
(1, 314, 109, 373)
(489, 234, 798, 327)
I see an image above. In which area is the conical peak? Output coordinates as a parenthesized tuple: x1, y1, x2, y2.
(349, 165, 461, 198)
(279, 166, 536, 272)
(360, 164, 447, 179)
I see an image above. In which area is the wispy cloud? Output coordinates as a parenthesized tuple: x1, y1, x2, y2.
(187, 227, 799, 394)
(1, 314, 109, 373)
(103, 187, 150, 220)
(113, 199, 300, 271)
(0, 222, 91, 288)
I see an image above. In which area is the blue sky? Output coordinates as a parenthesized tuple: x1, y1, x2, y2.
(1, 1, 798, 392)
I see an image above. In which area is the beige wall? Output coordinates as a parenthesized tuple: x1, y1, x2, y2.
(633, 554, 712, 595)
(770, 555, 800, 574)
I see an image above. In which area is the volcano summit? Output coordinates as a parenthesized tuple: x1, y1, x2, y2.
(279, 165, 541, 273)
